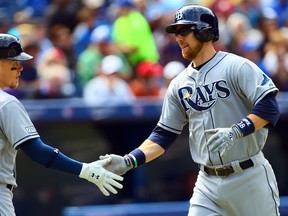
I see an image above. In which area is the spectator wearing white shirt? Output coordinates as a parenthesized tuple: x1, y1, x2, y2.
(83, 55, 135, 106)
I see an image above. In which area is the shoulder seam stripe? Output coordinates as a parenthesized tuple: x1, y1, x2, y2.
(158, 122, 182, 133)
(13, 134, 39, 147)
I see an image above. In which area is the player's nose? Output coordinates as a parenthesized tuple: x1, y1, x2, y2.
(18, 65, 24, 72)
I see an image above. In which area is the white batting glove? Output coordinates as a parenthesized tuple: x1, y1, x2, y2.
(79, 157, 124, 196)
(205, 125, 243, 157)
(99, 154, 133, 175)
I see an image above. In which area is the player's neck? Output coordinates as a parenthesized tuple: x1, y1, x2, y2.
(192, 44, 217, 68)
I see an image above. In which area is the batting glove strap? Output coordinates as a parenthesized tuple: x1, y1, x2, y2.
(126, 148, 146, 168)
(124, 155, 134, 169)
(99, 154, 132, 175)
(231, 124, 243, 139)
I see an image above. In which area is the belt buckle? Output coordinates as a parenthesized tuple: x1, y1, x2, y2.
(215, 167, 220, 177)
(215, 165, 232, 177)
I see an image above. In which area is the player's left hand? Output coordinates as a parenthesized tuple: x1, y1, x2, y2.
(79, 157, 124, 196)
(205, 126, 241, 156)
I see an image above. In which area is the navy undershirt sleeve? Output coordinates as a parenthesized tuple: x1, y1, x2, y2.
(19, 138, 82, 176)
(147, 126, 178, 150)
(251, 93, 280, 128)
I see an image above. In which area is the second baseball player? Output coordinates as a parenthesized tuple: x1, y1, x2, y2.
(101, 4, 281, 216)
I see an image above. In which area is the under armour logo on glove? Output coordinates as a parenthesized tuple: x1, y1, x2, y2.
(79, 158, 124, 196)
(91, 173, 100, 179)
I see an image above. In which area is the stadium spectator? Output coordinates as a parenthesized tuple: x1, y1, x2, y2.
(270, 0, 288, 27)
(257, 7, 279, 43)
(17, 35, 41, 99)
(83, 55, 135, 106)
(210, 0, 235, 51)
(239, 29, 269, 76)
(48, 24, 77, 71)
(129, 61, 163, 97)
(77, 24, 132, 87)
(72, 6, 99, 58)
(36, 47, 76, 98)
(225, 12, 252, 55)
(234, 0, 263, 28)
(111, 0, 159, 68)
(72, 0, 108, 57)
(262, 29, 288, 91)
(32, 21, 54, 68)
(44, 0, 81, 32)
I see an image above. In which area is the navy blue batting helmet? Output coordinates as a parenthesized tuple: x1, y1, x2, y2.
(0, 34, 32, 61)
(166, 5, 219, 42)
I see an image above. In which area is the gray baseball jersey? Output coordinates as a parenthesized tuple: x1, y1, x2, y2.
(158, 51, 278, 166)
(0, 89, 39, 187)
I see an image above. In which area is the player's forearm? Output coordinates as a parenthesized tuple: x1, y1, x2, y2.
(101, 140, 165, 176)
(247, 114, 269, 131)
(138, 139, 165, 163)
(20, 138, 82, 175)
(232, 94, 279, 137)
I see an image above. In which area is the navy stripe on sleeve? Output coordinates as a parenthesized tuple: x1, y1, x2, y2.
(148, 126, 178, 150)
(251, 93, 280, 128)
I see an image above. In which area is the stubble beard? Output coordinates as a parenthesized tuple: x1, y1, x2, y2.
(182, 42, 204, 61)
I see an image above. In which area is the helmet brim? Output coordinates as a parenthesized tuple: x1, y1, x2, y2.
(5, 52, 33, 61)
(165, 21, 195, 33)
(165, 24, 177, 33)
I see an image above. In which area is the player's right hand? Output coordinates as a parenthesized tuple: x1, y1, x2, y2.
(99, 154, 133, 175)
(79, 157, 124, 196)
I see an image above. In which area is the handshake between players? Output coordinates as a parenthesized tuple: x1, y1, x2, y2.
(93, 152, 145, 196)
(89, 153, 135, 196)
(79, 156, 124, 196)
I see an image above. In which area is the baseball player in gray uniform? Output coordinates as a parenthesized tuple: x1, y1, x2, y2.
(101, 4, 281, 216)
(0, 33, 123, 216)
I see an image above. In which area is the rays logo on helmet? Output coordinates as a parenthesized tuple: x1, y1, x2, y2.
(175, 10, 183, 21)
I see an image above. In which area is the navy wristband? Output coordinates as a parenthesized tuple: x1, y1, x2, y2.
(235, 117, 255, 137)
(128, 148, 146, 168)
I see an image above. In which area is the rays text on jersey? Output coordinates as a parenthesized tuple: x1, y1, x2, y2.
(178, 80, 231, 111)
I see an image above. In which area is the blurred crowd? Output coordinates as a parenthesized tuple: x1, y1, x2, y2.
(1, 0, 288, 104)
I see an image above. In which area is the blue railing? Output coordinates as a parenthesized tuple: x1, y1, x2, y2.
(21, 92, 288, 122)
(62, 198, 288, 216)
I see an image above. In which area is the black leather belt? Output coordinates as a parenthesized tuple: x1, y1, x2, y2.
(203, 159, 254, 177)
(6, 184, 14, 191)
